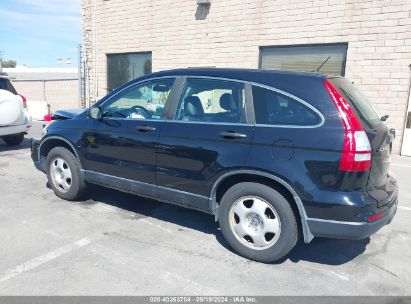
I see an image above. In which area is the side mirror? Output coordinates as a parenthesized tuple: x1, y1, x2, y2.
(89, 107, 102, 120)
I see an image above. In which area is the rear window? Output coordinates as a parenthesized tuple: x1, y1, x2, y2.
(330, 78, 380, 128)
(0, 78, 17, 94)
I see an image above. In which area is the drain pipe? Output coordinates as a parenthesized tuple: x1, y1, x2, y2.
(399, 64, 411, 155)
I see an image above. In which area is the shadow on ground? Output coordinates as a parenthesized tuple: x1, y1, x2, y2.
(78, 184, 369, 266)
(0, 137, 32, 152)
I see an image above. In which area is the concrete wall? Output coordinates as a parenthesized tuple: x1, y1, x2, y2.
(82, 0, 411, 153)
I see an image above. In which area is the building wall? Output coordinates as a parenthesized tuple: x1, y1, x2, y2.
(82, 0, 411, 153)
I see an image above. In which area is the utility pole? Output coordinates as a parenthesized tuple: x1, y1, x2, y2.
(77, 44, 82, 108)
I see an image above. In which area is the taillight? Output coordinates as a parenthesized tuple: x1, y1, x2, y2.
(324, 80, 372, 171)
(19, 94, 27, 109)
(44, 114, 52, 122)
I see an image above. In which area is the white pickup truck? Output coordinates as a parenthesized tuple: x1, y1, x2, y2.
(0, 76, 32, 146)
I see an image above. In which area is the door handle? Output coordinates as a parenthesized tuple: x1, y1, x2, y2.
(219, 131, 247, 139)
(137, 125, 156, 132)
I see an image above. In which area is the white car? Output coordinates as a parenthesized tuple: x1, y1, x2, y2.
(0, 76, 32, 146)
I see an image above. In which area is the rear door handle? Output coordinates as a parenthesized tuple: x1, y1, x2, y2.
(137, 125, 156, 132)
(219, 131, 247, 139)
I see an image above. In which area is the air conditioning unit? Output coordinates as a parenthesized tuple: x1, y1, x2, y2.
(196, 0, 211, 5)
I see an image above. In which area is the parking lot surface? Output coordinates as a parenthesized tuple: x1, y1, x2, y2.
(0, 121, 411, 295)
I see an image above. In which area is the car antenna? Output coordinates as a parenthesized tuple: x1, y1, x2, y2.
(315, 56, 331, 73)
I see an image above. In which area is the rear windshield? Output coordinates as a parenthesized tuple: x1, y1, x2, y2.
(330, 77, 381, 128)
(0, 78, 17, 94)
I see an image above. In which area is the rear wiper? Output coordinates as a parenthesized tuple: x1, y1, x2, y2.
(381, 114, 389, 121)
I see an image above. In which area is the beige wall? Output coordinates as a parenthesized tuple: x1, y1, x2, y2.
(82, 0, 411, 153)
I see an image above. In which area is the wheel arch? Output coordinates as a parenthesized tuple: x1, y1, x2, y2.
(210, 170, 314, 243)
(38, 136, 82, 168)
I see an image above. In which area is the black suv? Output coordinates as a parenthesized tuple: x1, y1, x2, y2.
(32, 69, 398, 263)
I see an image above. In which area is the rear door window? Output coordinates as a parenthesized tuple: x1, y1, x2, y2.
(329, 78, 381, 128)
(252, 85, 321, 126)
(175, 78, 246, 123)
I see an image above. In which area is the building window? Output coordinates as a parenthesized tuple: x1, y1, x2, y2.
(259, 43, 348, 76)
(107, 52, 152, 91)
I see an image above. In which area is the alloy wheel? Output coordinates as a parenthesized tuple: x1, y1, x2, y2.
(229, 196, 281, 250)
(50, 157, 72, 193)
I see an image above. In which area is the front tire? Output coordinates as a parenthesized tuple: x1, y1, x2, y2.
(46, 147, 86, 201)
(218, 182, 298, 263)
(3, 133, 24, 146)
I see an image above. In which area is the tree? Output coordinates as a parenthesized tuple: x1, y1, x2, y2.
(144, 59, 152, 75)
(108, 55, 130, 91)
(2, 60, 17, 68)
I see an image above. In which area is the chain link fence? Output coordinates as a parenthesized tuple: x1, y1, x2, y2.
(12, 78, 80, 112)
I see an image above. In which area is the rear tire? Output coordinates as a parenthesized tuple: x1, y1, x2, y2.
(218, 182, 298, 263)
(3, 133, 24, 146)
(46, 147, 87, 201)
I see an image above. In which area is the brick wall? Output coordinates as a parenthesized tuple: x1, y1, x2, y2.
(82, 0, 411, 153)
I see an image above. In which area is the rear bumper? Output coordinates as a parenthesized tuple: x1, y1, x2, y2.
(0, 113, 32, 136)
(0, 122, 31, 137)
(307, 194, 398, 240)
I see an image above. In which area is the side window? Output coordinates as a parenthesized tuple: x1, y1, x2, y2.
(252, 86, 320, 126)
(102, 78, 175, 120)
(175, 78, 246, 123)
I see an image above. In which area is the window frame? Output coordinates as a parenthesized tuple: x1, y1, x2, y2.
(97, 75, 324, 128)
(258, 43, 348, 77)
(99, 77, 178, 122)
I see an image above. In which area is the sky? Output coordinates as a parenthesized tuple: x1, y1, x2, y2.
(0, 0, 81, 67)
